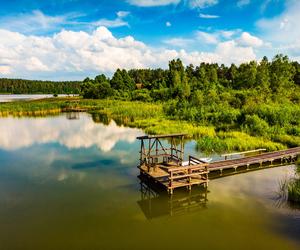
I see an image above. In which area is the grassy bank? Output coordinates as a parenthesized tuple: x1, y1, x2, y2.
(0, 97, 295, 153)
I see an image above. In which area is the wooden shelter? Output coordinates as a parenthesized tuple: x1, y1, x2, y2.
(137, 134, 209, 194)
(137, 134, 300, 195)
(137, 133, 186, 170)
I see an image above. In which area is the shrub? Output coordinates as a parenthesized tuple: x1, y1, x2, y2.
(243, 114, 269, 136)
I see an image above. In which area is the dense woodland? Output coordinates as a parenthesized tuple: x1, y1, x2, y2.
(81, 54, 300, 147)
(0, 78, 81, 94)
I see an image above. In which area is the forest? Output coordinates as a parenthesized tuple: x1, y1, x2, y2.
(0, 78, 81, 94)
(81, 54, 300, 150)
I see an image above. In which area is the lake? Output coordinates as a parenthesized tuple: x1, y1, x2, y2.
(0, 94, 77, 103)
(0, 113, 299, 249)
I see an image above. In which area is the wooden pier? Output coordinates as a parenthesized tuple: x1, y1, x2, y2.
(209, 146, 300, 174)
(137, 134, 300, 194)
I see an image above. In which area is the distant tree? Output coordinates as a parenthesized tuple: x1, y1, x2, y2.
(256, 56, 270, 92)
(270, 54, 296, 94)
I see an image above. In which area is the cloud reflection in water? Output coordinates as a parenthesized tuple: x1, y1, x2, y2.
(0, 113, 144, 152)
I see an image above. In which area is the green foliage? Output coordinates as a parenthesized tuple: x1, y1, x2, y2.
(288, 179, 300, 203)
(243, 114, 269, 136)
(81, 74, 113, 99)
(0, 78, 80, 94)
(131, 89, 152, 102)
(111, 69, 135, 91)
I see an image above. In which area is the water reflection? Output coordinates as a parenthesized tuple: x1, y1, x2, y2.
(138, 179, 208, 219)
(0, 113, 143, 152)
(66, 112, 80, 120)
(0, 113, 300, 249)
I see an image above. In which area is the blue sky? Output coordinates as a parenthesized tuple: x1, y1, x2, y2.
(0, 0, 298, 80)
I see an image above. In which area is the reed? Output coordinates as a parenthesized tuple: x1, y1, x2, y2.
(196, 131, 284, 153)
(287, 179, 300, 203)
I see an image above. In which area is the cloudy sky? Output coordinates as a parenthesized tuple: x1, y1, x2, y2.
(0, 0, 299, 80)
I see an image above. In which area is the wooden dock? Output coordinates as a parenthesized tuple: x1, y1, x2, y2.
(137, 134, 300, 195)
(209, 147, 300, 173)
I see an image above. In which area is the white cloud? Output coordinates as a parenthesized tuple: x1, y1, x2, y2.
(166, 21, 172, 27)
(163, 37, 193, 47)
(215, 40, 256, 64)
(93, 11, 130, 28)
(237, 32, 264, 48)
(117, 11, 130, 18)
(0, 65, 11, 75)
(127, 0, 218, 8)
(199, 13, 219, 19)
(219, 30, 238, 39)
(0, 10, 78, 34)
(0, 26, 259, 80)
(126, 0, 180, 7)
(196, 31, 219, 44)
(256, 0, 300, 58)
(237, 0, 250, 8)
(188, 0, 218, 9)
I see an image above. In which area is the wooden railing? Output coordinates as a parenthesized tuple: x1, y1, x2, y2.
(167, 164, 208, 189)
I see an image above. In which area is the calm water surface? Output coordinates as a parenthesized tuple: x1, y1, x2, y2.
(0, 94, 76, 102)
(0, 113, 299, 250)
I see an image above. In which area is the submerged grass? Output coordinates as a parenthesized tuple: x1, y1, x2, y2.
(0, 97, 295, 152)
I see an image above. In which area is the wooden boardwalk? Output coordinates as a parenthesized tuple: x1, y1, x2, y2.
(208, 147, 300, 173)
(137, 134, 300, 194)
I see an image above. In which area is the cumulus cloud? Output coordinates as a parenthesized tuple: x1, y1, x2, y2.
(0, 26, 260, 80)
(215, 40, 256, 64)
(166, 21, 172, 27)
(196, 31, 219, 44)
(163, 37, 193, 47)
(237, 32, 264, 48)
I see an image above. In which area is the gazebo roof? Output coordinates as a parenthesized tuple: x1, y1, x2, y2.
(136, 133, 187, 140)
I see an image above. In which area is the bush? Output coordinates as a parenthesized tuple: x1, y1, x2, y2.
(243, 114, 269, 136)
(131, 89, 152, 102)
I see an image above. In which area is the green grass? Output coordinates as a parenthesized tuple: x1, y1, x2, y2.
(288, 179, 300, 203)
(0, 97, 294, 152)
(196, 131, 284, 153)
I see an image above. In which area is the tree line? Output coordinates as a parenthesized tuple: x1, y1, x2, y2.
(81, 54, 300, 145)
(81, 54, 300, 101)
(0, 78, 81, 94)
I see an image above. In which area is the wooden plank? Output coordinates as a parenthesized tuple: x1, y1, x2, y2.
(167, 179, 207, 189)
(169, 172, 209, 180)
(168, 164, 208, 172)
(221, 148, 266, 157)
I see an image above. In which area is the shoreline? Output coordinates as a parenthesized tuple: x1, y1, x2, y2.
(0, 97, 297, 153)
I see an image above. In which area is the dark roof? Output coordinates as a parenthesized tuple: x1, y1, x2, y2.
(136, 133, 187, 140)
